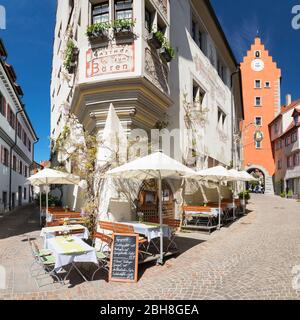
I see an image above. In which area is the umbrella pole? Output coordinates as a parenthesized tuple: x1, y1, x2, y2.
(243, 182, 246, 215)
(39, 187, 42, 226)
(233, 182, 236, 220)
(158, 173, 164, 265)
(218, 183, 221, 230)
(46, 185, 49, 217)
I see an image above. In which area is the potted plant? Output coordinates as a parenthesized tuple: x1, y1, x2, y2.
(160, 43, 175, 62)
(113, 19, 135, 36)
(239, 191, 250, 205)
(86, 22, 110, 42)
(148, 30, 165, 49)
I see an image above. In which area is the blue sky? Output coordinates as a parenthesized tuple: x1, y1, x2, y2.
(0, 0, 299, 162)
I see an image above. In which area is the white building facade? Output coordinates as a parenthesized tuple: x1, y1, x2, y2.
(50, 0, 244, 219)
(0, 40, 38, 212)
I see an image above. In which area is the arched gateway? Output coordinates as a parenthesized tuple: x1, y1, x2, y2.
(245, 165, 274, 195)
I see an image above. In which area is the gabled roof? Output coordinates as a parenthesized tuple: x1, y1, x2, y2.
(281, 99, 300, 113)
(269, 99, 300, 126)
(0, 39, 7, 58)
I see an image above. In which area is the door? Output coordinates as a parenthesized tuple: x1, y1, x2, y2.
(12, 193, 15, 209)
(137, 179, 175, 220)
(18, 186, 22, 206)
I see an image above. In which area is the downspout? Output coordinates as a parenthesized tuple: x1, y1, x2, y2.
(31, 138, 39, 202)
(230, 66, 240, 169)
(9, 106, 23, 211)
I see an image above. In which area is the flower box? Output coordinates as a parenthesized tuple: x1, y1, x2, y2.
(148, 32, 162, 49)
(159, 47, 174, 63)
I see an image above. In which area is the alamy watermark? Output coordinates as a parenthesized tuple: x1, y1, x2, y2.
(0, 265, 6, 290)
(292, 266, 300, 290)
(0, 5, 6, 30)
(292, 5, 300, 30)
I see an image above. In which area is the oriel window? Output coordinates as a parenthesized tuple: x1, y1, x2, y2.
(115, 0, 133, 20)
(92, 1, 109, 24)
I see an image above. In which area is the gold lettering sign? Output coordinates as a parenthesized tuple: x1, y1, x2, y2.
(86, 44, 135, 78)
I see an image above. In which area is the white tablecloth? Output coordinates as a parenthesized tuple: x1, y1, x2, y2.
(121, 222, 172, 242)
(40, 225, 89, 249)
(46, 236, 98, 270)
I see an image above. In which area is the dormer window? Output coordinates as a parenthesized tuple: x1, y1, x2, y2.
(294, 114, 299, 126)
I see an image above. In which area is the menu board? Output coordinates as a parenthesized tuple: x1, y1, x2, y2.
(109, 233, 139, 283)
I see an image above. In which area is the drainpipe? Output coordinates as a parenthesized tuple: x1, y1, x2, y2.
(31, 138, 39, 202)
(9, 106, 23, 211)
(230, 66, 241, 169)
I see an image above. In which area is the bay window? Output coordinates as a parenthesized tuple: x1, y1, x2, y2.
(92, 1, 109, 24)
(115, 0, 133, 20)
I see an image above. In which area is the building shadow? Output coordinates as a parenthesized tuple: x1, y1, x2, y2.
(0, 205, 40, 239)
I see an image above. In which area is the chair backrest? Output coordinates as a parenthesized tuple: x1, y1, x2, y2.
(113, 223, 134, 234)
(163, 218, 181, 229)
(52, 212, 81, 220)
(46, 221, 60, 227)
(99, 221, 115, 232)
(94, 232, 113, 247)
(183, 206, 211, 213)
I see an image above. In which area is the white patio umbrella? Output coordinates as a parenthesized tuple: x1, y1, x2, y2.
(187, 166, 237, 230)
(235, 171, 257, 215)
(228, 169, 246, 219)
(26, 168, 81, 224)
(106, 151, 196, 265)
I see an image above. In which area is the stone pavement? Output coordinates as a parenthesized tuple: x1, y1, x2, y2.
(1, 195, 300, 300)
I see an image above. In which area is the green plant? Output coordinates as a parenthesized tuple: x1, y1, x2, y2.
(112, 18, 135, 31)
(153, 30, 165, 45)
(152, 30, 175, 59)
(239, 191, 250, 201)
(287, 190, 293, 198)
(280, 191, 286, 198)
(86, 22, 110, 38)
(63, 40, 78, 72)
(37, 193, 60, 207)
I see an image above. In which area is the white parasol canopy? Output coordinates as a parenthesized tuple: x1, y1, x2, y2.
(187, 166, 237, 230)
(26, 168, 81, 225)
(27, 168, 81, 186)
(107, 151, 195, 264)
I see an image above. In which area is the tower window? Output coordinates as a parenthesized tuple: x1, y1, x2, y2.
(255, 97, 262, 107)
(255, 80, 261, 88)
(255, 50, 261, 58)
(265, 81, 271, 88)
(255, 117, 262, 126)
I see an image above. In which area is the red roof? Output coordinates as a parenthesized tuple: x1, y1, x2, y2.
(281, 99, 300, 113)
(269, 99, 300, 126)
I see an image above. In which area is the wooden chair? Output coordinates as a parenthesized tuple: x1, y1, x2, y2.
(46, 221, 60, 227)
(91, 232, 113, 280)
(163, 219, 180, 252)
(28, 239, 62, 287)
(99, 221, 115, 233)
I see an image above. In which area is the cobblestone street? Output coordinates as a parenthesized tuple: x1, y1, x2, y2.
(1, 194, 300, 300)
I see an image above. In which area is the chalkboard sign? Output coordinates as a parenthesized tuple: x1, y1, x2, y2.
(109, 233, 139, 283)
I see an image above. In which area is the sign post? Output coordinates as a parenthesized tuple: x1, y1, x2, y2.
(109, 233, 139, 283)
